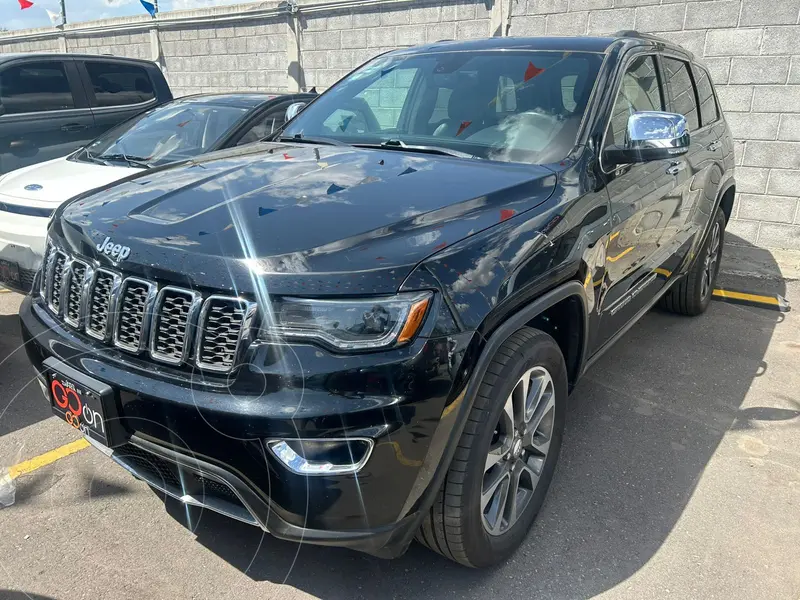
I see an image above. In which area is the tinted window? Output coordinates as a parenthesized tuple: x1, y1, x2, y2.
(606, 55, 663, 147)
(236, 105, 287, 146)
(85, 62, 155, 107)
(284, 51, 604, 165)
(662, 57, 699, 131)
(0, 62, 75, 114)
(80, 100, 248, 167)
(693, 65, 718, 126)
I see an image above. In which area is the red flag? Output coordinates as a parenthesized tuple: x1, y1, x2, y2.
(18, 0, 34, 9)
(524, 62, 544, 82)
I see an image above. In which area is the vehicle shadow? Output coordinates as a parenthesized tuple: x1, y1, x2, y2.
(161, 241, 788, 598)
(0, 308, 53, 438)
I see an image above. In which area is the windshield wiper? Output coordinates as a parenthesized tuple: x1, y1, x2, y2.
(353, 139, 476, 159)
(96, 153, 151, 169)
(277, 133, 346, 146)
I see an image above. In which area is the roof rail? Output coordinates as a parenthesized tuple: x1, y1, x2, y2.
(613, 30, 670, 43)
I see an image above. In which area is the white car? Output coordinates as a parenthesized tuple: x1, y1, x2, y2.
(0, 92, 315, 292)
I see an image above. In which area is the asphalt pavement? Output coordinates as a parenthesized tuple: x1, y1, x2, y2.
(0, 273, 798, 600)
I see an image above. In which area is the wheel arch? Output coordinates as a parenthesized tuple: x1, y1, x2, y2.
(482, 281, 590, 389)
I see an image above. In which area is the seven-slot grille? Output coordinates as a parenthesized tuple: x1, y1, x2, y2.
(196, 297, 253, 371)
(114, 278, 155, 352)
(63, 260, 89, 327)
(151, 288, 199, 364)
(39, 247, 254, 373)
(86, 270, 118, 341)
(46, 250, 67, 313)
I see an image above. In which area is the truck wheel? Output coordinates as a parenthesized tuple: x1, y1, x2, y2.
(416, 327, 567, 567)
(660, 207, 726, 316)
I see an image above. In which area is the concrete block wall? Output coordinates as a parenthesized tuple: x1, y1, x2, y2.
(1, 0, 799, 251)
(161, 19, 287, 94)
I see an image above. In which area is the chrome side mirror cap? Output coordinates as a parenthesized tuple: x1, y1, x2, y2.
(285, 102, 307, 122)
(604, 111, 690, 167)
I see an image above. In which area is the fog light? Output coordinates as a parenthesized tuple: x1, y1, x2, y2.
(267, 438, 374, 475)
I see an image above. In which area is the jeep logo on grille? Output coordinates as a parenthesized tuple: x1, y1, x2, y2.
(96, 236, 131, 261)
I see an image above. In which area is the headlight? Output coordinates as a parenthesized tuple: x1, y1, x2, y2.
(262, 291, 432, 351)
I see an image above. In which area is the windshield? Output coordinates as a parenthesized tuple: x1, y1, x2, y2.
(77, 101, 251, 168)
(283, 50, 603, 164)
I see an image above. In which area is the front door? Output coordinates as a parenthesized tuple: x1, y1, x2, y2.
(0, 59, 94, 174)
(596, 53, 687, 348)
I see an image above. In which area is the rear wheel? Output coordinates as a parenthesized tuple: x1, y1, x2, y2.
(659, 207, 725, 316)
(416, 327, 567, 567)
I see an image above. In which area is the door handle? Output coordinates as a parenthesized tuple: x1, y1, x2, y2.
(60, 123, 87, 132)
(666, 162, 685, 176)
(707, 140, 721, 151)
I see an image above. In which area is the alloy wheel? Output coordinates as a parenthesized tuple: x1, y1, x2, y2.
(481, 366, 556, 536)
(701, 220, 721, 300)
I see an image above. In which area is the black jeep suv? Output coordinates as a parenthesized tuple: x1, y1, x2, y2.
(20, 32, 735, 567)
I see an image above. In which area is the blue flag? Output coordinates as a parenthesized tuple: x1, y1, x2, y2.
(140, 0, 156, 16)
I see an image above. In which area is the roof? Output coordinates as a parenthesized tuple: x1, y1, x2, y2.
(394, 31, 690, 57)
(0, 52, 159, 64)
(172, 92, 315, 110)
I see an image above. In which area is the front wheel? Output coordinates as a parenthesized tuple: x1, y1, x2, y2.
(416, 327, 567, 567)
(660, 207, 726, 316)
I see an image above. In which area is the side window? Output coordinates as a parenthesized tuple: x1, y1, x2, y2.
(353, 67, 418, 130)
(661, 57, 700, 131)
(85, 62, 155, 108)
(0, 62, 75, 115)
(236, 106, 287, 146)
(606, 55, 664, 148)
(693, 65, 718, 127)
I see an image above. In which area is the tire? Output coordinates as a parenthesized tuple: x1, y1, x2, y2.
(659, 207, 726, 317)
(416, 327, 568, 568)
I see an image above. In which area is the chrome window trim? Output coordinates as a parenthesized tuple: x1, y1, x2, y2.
(149, 286, 203, 366)
(113, 277, 158, 354)
(85, 268, 122, 343)
(194, 295, 257, 373)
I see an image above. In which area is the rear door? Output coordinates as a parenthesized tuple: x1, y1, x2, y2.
(658, 55, 722, 275)
(596, 52, 686, 347)
(77, 59, 160, 142)
(0, 58, 94, 174)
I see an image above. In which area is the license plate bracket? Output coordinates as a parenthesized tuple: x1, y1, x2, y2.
(43, 357, 127, 448)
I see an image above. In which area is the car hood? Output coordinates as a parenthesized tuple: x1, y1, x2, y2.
(0, 156, 139, 207)
(55, 143, 556, 295)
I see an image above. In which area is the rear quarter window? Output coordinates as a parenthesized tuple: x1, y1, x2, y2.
(85, 62, 155, 107)
(693, 65, 719, 127)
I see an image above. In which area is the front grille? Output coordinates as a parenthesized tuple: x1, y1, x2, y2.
(63, 261, 89, 327)
(196, 297, 253, 371)
(39, 244, 254, 372)
(86, 270, 117, 341)
(114, 278, 155, 352)
(150, 288, 200, 364)
(47, 252, 67, 313)
(19, 267, 36, 293)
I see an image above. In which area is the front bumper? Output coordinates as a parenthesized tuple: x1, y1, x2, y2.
(0, 209, 48, 292)
(20, 293, 475, 557)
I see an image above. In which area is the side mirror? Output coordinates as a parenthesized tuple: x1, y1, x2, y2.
(285, 102, 307, 122)
(604, 111, 690, 168)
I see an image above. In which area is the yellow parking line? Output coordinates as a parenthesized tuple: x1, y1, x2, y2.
(712, 288, 778, 306)
(607, 246, 633, 262)
(8, 438, 90, 480)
